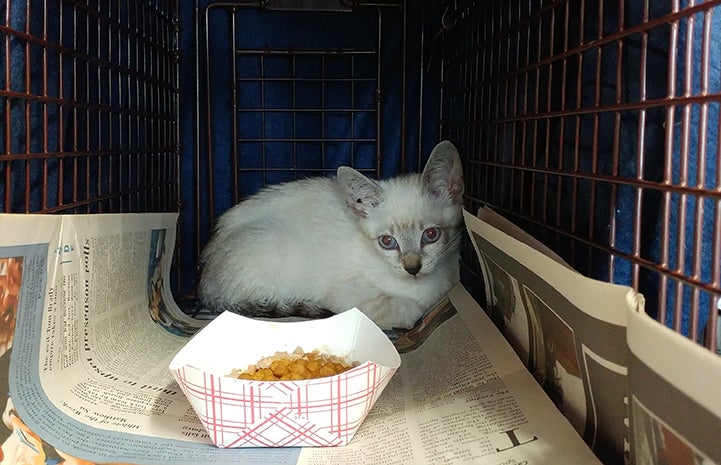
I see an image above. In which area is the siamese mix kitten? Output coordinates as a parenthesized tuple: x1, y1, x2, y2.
(199, 140, 464, 329)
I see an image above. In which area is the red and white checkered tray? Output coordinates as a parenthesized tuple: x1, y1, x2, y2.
(169, 309, 401, 448)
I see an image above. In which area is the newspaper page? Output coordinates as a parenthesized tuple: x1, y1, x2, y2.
(627, 305, 721, 465)
(1, 213, 302, 465)
(464, 208, 641, 465)
(474, 207, 572, 270)
(297, 285, 602, 465)
(0, 212, 600, 465)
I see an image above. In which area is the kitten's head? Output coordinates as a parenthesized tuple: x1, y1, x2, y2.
(337, 140, 465, 279)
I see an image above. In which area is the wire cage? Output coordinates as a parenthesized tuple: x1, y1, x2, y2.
(442, 0, 721, 352)
(0, 1, 180, 215)
(2, 0, 721, 355)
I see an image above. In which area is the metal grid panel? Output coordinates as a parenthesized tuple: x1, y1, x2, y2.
(193, 2, 405, 264)
(231, 47, 380, 185)
(443, 0, 721, 351)
(0, 1, 180, 214)
(198, 3, 386, 207)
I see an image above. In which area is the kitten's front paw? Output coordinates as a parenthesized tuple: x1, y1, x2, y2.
(361, 296, 425, 330)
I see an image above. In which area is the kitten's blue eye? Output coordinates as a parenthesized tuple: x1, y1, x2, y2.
(421, 227, 441, 244)
(378, 235, 398, 250)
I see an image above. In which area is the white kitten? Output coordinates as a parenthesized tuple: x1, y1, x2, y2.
(199, 140, 464, 329)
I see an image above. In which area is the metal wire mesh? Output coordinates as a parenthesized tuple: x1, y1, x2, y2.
(191, 1, 405, 272)
(0, 1, 180, 215)
(443, 0, 721, 351)
(231, 47, 380, 184)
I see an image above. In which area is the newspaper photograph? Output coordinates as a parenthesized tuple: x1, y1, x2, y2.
(627, 305, 721, 465)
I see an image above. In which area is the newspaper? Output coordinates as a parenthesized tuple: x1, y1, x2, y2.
(466, 207, 721, 465)
(0, 212, 601, 464)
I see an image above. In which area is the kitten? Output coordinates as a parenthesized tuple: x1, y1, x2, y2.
(198, 140, 464, 330)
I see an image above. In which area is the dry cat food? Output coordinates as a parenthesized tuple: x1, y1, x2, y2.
(229, 346, 359, 381)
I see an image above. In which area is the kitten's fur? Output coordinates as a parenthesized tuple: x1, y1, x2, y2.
(199, 140, 464, 329)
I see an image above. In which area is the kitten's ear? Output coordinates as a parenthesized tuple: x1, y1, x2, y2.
(422, 140, 464, 204)
(337, 166, 381, 218)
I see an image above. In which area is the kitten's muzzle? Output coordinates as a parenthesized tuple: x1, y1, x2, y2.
(402, 253, 422, 276)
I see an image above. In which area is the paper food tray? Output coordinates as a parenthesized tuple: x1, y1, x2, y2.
(169, 308, 401, 448)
